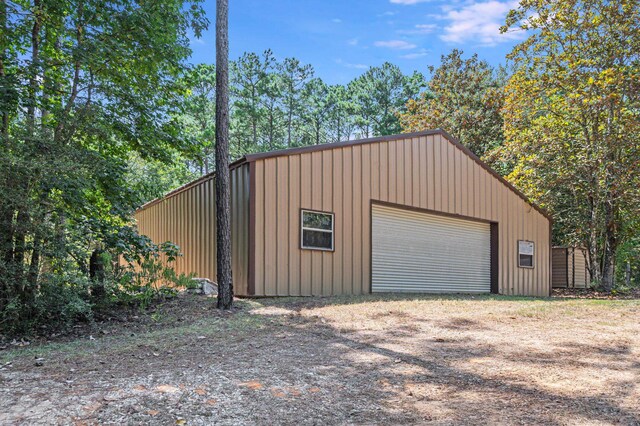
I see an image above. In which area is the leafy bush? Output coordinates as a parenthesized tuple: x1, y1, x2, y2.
(0, 271, 94, 336)
(0, 231, 194, 338)
(113, 241, 195, 309)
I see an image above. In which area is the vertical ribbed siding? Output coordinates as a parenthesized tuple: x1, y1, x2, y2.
(231, 165, 250, 295)
(552, 247, 589, 289)
(135, 181, 215, 285)
(133, 163, 250, 295)
(371, 204, 491, 293)
(573, 248, 588, 288)
(251, 133, 551, 297)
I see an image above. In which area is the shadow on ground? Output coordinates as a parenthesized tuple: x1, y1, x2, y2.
(1, 294, 638, 425)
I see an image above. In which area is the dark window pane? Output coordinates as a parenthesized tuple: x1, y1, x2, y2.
(519, 254, 533, 267)
(303, 230, 332, 249)
(303, 212, 332, 230)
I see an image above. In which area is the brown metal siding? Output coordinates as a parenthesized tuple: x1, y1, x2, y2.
(251, 133, 551, 296)
(133, 164, 251, 296)
(231, 164, 251, 295)
(552, 247, 589, 289)
(572, 248, 589, 288)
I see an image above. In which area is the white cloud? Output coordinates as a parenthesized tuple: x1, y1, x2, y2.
(378, 11, 398, 17)
(347, 38, 359, 46)
(332, 18, 342, 23)
(374, 40, 417, 50)
(415, 24, 437, 32)
(398, 23, 438, 35)
(390, 0, 430, 4)
(335, 59, 369, 69)
(438, 0, 523, 46)
(400, 49, 429, 59)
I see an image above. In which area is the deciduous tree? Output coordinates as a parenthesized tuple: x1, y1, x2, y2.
(0, 0, 207, 331)
(399, 49, 506, 161)
(500, 0, 640, 290)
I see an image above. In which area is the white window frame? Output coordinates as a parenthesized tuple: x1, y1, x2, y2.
(300, 209, 334, 251)
(518, 240, 535, 269)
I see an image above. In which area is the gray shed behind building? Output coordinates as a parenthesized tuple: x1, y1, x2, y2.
(552, 247, 590, 288)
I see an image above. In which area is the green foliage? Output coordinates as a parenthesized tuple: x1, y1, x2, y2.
(230, 50, 280, 152)
(177, 64, 217, 174)
(0, 0, 425, 333)
(615, 224, 640, 288)
(114, 241, 195, 310)
(0, 234, 194, 336)
(349, 62, 425, 137)
(399, 49, 506, 164)
(0, 271, 94, 336)
(125, 152, 199, 204)
(0, 0, 207, 335)
(499, 0, 640, 290)
(279, 57, 315, 147)
(224, 54, 425, 155)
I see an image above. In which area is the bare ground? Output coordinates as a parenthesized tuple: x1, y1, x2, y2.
(1, 293, 639, 425)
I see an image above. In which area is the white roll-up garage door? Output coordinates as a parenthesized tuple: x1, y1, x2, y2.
(371, 204, 491, 293)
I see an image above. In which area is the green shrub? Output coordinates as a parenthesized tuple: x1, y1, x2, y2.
(0, 272, 94, 336)
(113, 241, 195, 309)
(0, 235, 193, 338)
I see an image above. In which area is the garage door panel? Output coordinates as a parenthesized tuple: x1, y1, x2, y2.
(372, 204, 491, 293)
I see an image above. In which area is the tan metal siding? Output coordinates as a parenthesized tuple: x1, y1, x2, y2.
(133, 164, 250, 296)
(324, 149, 336, 295)
(300, 154, 312, 295)
(276, 156, 288, 296)
(573, 248, 588, 288)
(263, 158, 277, 296)
(288, 155, 301, 296)
(251, 133, 550, 296)
(332, 150, 343, 295)
(254, 160, 265, 296)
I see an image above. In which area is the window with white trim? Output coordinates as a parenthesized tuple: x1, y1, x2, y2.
(301, 210, 334, 251)
(518, 240, 535, 268)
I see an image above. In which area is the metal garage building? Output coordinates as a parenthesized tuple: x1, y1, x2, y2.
(135, 129, 552, 297)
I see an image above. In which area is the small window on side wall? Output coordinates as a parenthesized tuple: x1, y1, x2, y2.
(518, 240, 535, 268)
(301, 210, 334, 251)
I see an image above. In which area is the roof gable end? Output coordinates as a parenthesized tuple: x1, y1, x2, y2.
(237, 129, 551, 221)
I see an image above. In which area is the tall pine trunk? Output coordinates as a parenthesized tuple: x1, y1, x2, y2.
(215, 0, 233, 309)
(0, 0, 8, 144)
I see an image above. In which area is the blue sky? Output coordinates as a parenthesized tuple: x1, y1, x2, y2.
(188, 0, 525, 85)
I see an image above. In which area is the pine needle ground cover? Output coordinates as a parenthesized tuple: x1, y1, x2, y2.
(1, 294, 639, 425)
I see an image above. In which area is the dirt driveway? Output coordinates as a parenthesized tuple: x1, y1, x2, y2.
(1, 294, 639, 425)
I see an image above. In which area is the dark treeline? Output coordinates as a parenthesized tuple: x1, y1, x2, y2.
(178, 53, 427, 175)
